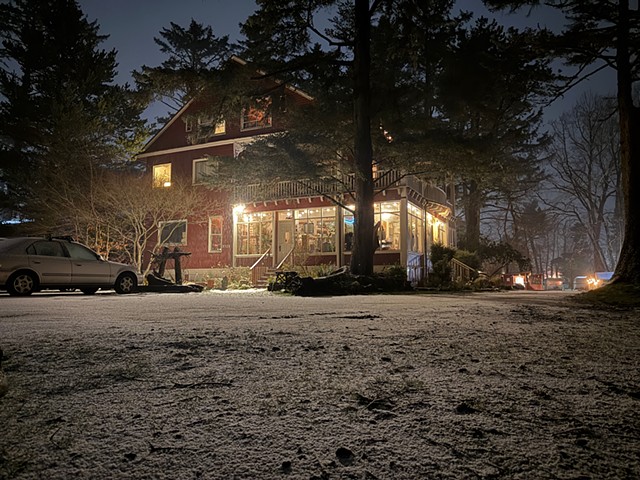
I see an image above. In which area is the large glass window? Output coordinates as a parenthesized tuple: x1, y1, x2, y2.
(236, 212, 273, 255)
(241, 97, 272, 130)
(343, 202, 401, 251)
(208, 216, 223, 253)
(376, 201, 401, 250)
(428, 213, 446, 245)
(153, 163, 171, 188)
(159, 220, 187, 245)
(407, 203, 424, 253)
(344, 209, 355, 251)
(295, 207, 336, 254)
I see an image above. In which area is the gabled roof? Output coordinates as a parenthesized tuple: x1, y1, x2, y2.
(139, 56, 314, 155)
(141, 99, 194, 153)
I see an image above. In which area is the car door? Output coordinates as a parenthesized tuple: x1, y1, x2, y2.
(27, 240, 72, 286)
(65, 242, 113, 286)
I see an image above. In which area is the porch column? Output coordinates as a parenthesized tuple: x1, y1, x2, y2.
(400, 188, 408, 269)
(336, 204, 344, 266)
(272, 212, 278, 268)
(232, 205, 240, 268)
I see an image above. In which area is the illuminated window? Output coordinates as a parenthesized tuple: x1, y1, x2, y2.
(208, 216, 223, 253)
(153, 163, 172, 188)
(376, 202, 401, 251)
(196, 115, 225, 135)
(241, 97, 272, 130)
(343, 202, 401, 252)
(236, 212, 273, 255)
(295, 207, 336, 254)
(407, 202, 424, 253)
(213, 120, 226, 135)
(159, 220, 187, 245)
(193, 158, 218, 184)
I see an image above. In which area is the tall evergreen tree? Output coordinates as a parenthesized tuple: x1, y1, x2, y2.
(133, 20, 237, 117)
(236, 0, 387, 275)
(0, 0, 148, 228)
(484, 0, 640, 285)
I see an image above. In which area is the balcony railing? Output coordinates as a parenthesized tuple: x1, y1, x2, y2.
(232, 169, 450, 209)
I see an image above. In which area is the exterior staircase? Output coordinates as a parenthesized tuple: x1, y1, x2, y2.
(253, 267, 278, 288)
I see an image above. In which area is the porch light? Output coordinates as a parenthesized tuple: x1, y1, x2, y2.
(163, 181, 172, 188)
(233, 204, 246, 217)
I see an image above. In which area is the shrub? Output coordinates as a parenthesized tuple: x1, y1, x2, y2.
(430, 243, 456, 286)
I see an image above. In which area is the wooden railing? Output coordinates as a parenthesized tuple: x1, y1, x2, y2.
(451, 258, 477, 284)
(250, 247, 272, 286)
(232, 169, 450, 209)
(407, 254, 424, 285)
(276, 247, 295, 270)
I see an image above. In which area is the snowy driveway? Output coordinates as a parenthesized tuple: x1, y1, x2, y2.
(1, 289, 638, 479)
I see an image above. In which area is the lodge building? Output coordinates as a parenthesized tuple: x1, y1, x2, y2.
(138, 59, 456, 286)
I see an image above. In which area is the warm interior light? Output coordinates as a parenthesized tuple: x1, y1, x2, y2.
(233, 204, 246, 217)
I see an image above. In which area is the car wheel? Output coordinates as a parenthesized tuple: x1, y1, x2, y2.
(114, 272, 137, 294)
(7, 271, 38, 296)
(81, 287, 99, 295)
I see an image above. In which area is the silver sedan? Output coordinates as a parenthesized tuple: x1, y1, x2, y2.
(0, 236, 140, 296)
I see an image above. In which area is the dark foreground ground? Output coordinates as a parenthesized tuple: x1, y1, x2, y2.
(0, 290, 638, 479)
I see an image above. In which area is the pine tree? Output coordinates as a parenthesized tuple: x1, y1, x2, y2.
(0, 0, 149, 228)
(133, 20, 237, 117)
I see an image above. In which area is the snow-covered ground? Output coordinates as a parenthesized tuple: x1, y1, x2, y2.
(0, 290, 638, 479)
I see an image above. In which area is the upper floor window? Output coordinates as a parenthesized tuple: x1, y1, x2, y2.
(153, 163, 172, 188)
(185, 116, 226, 136)
(192, 158, 218, 184)
(241, 96, 272, 131)
(198, 115, 226, 135)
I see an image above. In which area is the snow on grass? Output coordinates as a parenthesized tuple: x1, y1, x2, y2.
(0, 291, 638, 479)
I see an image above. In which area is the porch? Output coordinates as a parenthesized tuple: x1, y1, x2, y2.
(230, 170, 455, 286)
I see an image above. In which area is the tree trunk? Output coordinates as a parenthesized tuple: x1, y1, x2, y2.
(463, 180, 482, 252)
(613, 0, 640, 284)
(350, 0, 375, 275)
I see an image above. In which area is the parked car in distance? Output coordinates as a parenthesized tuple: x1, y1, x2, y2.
(545, 277, 564, 290)
(0, 236, 140, 296)
(573, 275, 590, 291)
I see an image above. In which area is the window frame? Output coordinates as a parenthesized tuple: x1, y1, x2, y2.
(235, 212, 273, 255)
(241, 96, 273, 131)
(192, 158, 218, 185)
(208, 215, 223, 253)
(197, 115, 226, 136)
(153, 163, 172, 188)
(158, 220, 187, 246)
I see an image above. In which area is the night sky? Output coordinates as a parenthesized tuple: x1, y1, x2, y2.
(78, 0, 615, 124)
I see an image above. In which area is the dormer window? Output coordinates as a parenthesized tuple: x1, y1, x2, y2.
(198, 115, 226, 135)
(241, 96, 272, 130)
